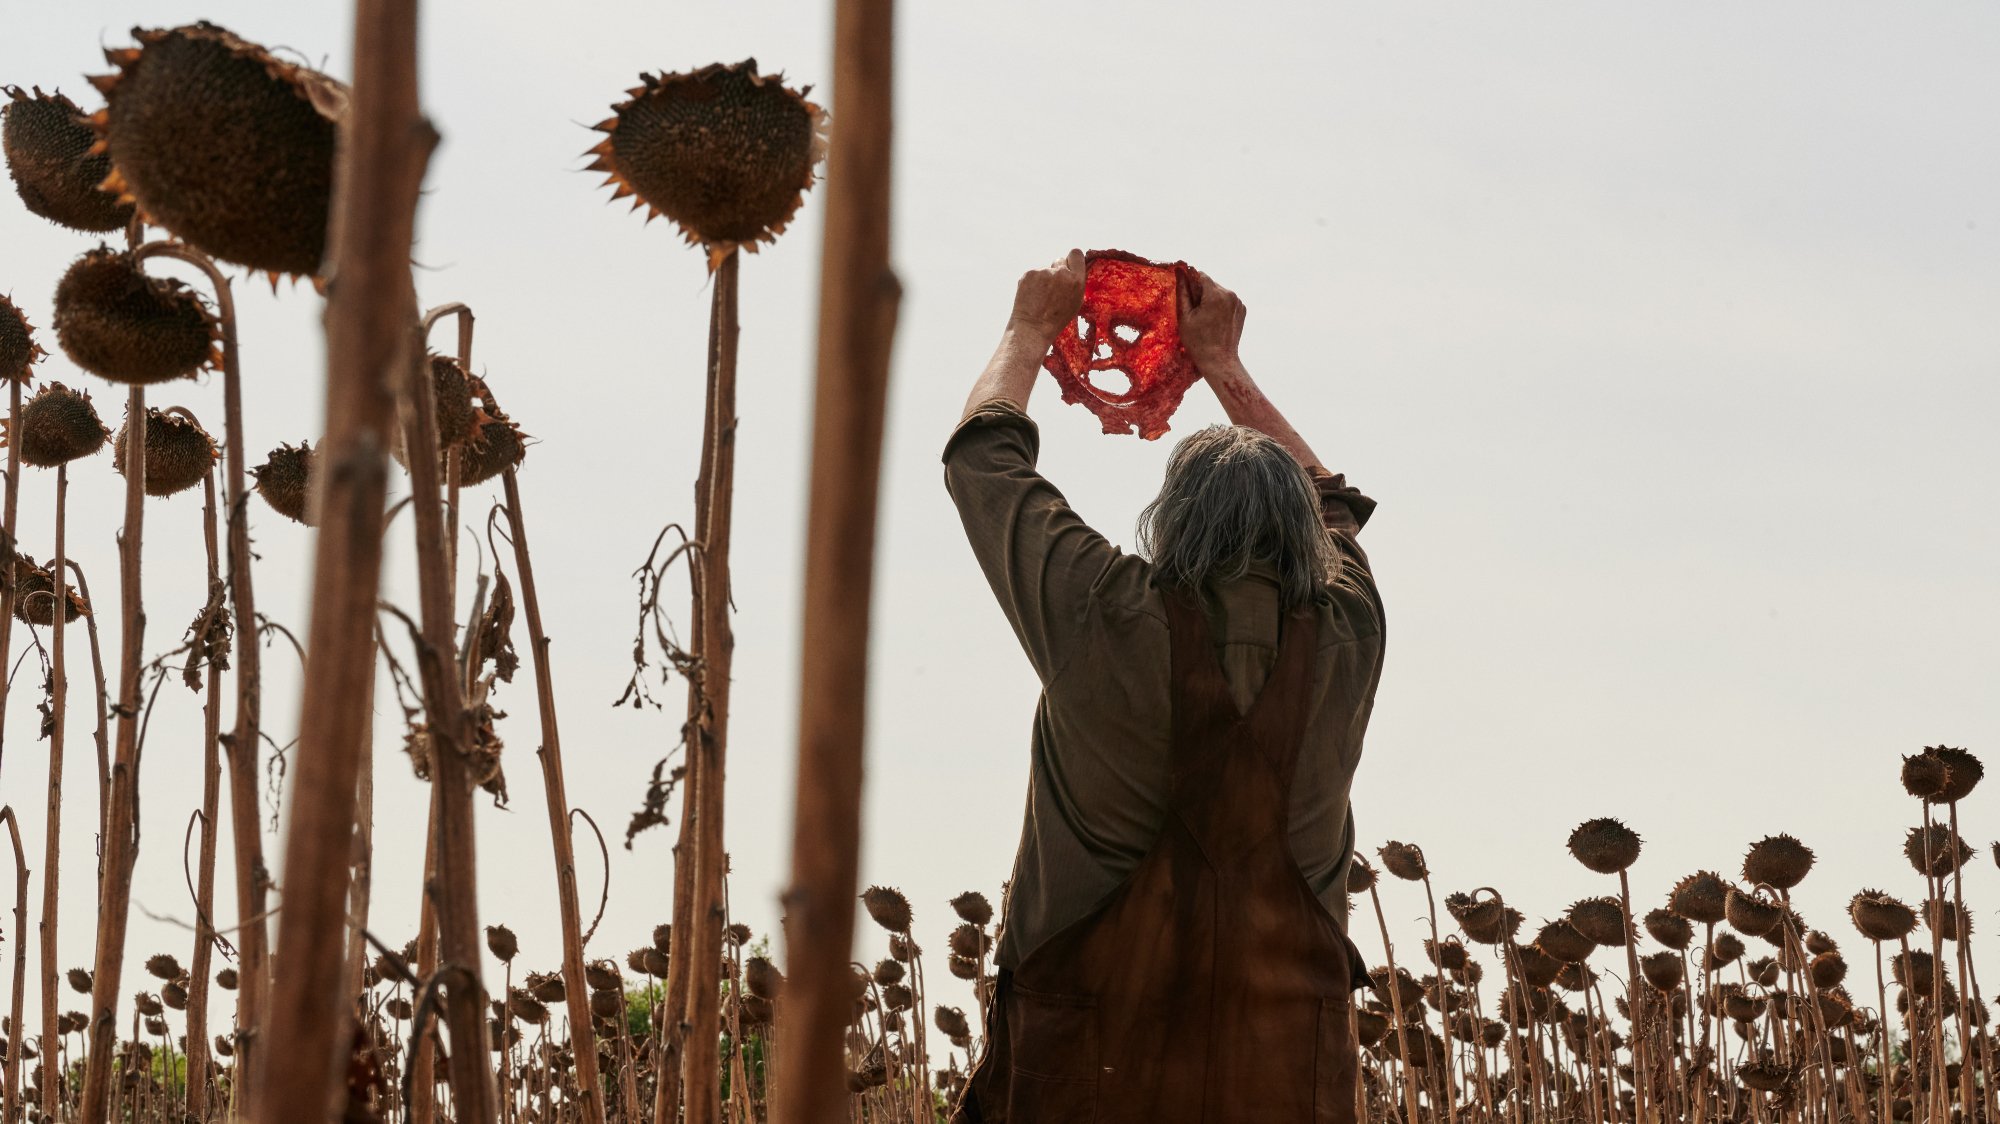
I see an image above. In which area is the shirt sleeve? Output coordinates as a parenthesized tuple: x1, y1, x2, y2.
(943, 399, 1128, 685)
(1307, 467, 1375, 537)
(1307, 467, 1382, 619)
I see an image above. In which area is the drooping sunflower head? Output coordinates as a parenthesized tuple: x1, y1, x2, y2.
(459, 413, 527, 486)
(250, 441, 315, 525)
(113, 406, 219, 497)
(52, 246, 219, 384)
(6, 382, 110, 467)
(13, 553, 88, 627)
(0, 292, 47, 384)
(89, 22, 347, 278)
(3, 86, 135, 233)
(587, 60, 826, 263)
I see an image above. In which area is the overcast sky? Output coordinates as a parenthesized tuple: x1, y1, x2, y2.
(2, 0, 1995, 1056)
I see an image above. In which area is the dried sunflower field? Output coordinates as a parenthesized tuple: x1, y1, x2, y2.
(0, 3, 1989, 1124)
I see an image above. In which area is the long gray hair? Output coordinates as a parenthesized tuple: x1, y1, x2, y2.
(1135, 426, 1340, 611)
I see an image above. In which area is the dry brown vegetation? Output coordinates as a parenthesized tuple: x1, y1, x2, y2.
(0, 5, 1982, 1124)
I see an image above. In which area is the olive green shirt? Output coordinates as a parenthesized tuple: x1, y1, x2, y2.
(943, 400, 1386, 969)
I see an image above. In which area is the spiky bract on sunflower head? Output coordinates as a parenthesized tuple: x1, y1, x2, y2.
(52, 246, 219, 384)
(460, 413, 527, 486)
(3, 86, 136, 233)
(89, 22, 348, 278)
(113, 406, 218, 497)
(587, 59, 826, 262)
(0, 293, 47, 384)
(251, 441, 315, 525)
(6, 382, 110, 467)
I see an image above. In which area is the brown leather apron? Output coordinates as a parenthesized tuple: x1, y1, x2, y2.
(955, 591, 1369, 1124)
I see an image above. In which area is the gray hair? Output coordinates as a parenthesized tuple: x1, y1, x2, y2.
(1135, 426, 1341, 612)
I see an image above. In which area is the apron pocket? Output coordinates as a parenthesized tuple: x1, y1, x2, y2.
(1006, 983, 1099, 1119)
(1313, 996, 1359, 1124)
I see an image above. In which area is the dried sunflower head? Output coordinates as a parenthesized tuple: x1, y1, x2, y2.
(1513, 943, 1561, 988)
(1745, 956, 1781, 988)
(90, 23, 347, 278)
(950, 891, 994, 927)
(1424, 937, 1467, 971)
(1904, 824, 1974, 879)
(250, 441, 314, 524)
(1534, 918, 1595, 964)
(1901, 752, 1950, 801)
(485, 925, 518, 964)
(587, 60, 826, 263)
(1567, 818, 1641, 875)
(1346, 856, 1377, 893)
(1706, 932, 1746, 970)
(1640, 951, 1684, 992)
(588, 988, 621, 1020)
(52, 246, 219, 384)
(861, 886, 912, 933)
(1742, 834, 1814, 891)
(1565, 897, 1628, 947)
(1378, 841, 1428, 881)
(113, 407, 218, 497)
(508, 991, 549, 1026)
(6, 382, 109, 467)
(1810, 951, 1848, 989)
(459, 412, 527, 486)
(745, 956, 783, 1001)
(3, 86, 135, 232)
(428, 355, 478, 449)
(0, 293, 48, 383)
(1922, 745, 1983, 804)
(14, 554, 87, 627)
(1643, 908, 1694, 951)
(1891, 948, 1938, 994)
(1725, 886, 1784, 940)
(1447, 891, 1521, 946)
(1923, 897, 1972, 943)
(1668, 871, 1730, 926)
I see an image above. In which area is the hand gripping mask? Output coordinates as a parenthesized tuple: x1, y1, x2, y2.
(1042, 249, 1202, 440)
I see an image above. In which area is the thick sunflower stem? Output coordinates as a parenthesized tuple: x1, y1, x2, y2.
(1, 806, 25, 1124)
(1366, 877, 1425, 1124)
(75, 385, 145, 1124)
(497, 465, 607, 1124)
(36, 458, 69, 1124)
(681, 247, 740, 1124)
(186, 465, 224, 1121)
(253, 0, 437, 1114)
(773, 1, 900, 1116)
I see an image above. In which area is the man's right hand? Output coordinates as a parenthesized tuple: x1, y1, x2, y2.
(1179, 268, 1247, 373)
(1006, 249, 1086, 345)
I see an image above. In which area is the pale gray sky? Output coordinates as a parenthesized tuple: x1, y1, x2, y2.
(1, 0, 1994, 1051)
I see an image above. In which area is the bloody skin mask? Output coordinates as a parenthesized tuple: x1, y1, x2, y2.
(1042, 249, 1203, 440)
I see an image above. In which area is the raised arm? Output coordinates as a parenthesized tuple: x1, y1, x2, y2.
(1178, 269, 1325, 472)
(960, 249, 1086, 421)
